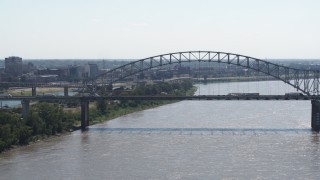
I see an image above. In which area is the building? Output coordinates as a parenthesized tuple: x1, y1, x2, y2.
(84, 63, 99, 78)
(5, 56, 22, 76)
(22, 62, 36, 74)
(0, 67, 4, 82)
(89, 64, 98, 77)
(68, 66, 83, 82)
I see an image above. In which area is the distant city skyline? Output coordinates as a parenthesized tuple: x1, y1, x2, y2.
(1, 0, 319, 59)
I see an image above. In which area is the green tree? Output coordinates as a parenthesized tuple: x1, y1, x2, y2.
(32, 103, 65, 135)
(0, 111, 32, 152)
(18, 126, 31, 144)
(27, 110, 45, 135)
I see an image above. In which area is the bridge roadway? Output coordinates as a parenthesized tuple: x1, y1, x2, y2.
(0, 81, 132, 88)
(2, 95, 320, 131)
(0, 82, 84, 88)
(1, 95, 320, 101)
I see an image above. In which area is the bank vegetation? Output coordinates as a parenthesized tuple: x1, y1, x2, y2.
(0, 80, 195, 153)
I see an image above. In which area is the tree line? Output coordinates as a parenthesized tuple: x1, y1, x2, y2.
(132, 80, 193, 96)
(0, 103, 77, 152)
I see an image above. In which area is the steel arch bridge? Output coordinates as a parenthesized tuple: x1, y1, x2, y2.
(93, 51, 320, 95)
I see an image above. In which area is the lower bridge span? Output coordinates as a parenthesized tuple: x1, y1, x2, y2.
(2, 95, 320, 131)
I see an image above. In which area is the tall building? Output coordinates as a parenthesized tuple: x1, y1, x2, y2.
(68, 66, 82, 81)
(84, 63, 99, 78)
(88, 64, 98, 77)
(5, 56, 22, 76)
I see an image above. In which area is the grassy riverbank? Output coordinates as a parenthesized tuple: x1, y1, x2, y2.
(0, 80, 196, 153)
(87, 80, 196, 126)
(8, 87, 65, 96)
(69, 86, 197, 127)
(193, 76, 276, 83)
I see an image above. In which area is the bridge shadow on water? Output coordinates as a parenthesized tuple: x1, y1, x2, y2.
(87, 127, 316, 135)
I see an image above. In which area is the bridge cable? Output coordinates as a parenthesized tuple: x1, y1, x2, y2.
(208, 61, 211, 95)
(226, 65, 230, 94)
(198, 60, 201, 96)
(266, 79, 269, 95)
(236, 67, 240, 93)
(256, 71, 260, 94)
(207, 62, 214, 95)
(247, 70, 250, 93)
(218, 62, 221, 95)
(277, 80, 279, 95)
(212, 63, 215, 95)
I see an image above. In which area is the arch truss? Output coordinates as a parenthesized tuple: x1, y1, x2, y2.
(94, 51, 320, 95)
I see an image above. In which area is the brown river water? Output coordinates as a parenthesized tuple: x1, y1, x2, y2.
(0, 81, 319, 179)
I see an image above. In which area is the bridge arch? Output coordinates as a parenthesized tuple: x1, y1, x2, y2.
(94, 51, 320, 95)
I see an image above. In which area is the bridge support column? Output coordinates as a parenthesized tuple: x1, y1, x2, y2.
(81, 100, 89, 130)
(32, 87, 36, 97)
(21, 100, 30, 120)
(64, 87, 68, 96)
(204, 75, 208, 84)
(311, 100, 320, 131)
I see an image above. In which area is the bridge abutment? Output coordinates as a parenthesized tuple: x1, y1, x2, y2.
(21, 99, 30, 120)
(81, 100, 89, 130)
(311, 100, 320, 131)
(32, 87, 36, 96)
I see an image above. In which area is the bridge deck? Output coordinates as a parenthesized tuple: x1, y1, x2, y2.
(1, 95, 319, 101)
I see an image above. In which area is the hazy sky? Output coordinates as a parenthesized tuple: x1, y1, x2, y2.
(1, 0, 319, 59)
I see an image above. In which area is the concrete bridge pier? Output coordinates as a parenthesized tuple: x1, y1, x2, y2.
(81, 100, 89, 130)
(203, 75, 208, 84)
(64, 87, 68, 96)
(21, 99, 30, 120)
(311, 100, 320, 131)
(31, 87, 36, 96)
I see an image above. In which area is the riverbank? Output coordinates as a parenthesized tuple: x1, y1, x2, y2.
(8, 87, 65, 96)
(193, 76, 276, 83)
(0, 99, 186, 154)
(69, 86, 198, 128)
(0, 81, 196, 153)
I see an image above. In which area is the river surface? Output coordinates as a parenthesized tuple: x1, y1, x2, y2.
(1, 81, 320, 179)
